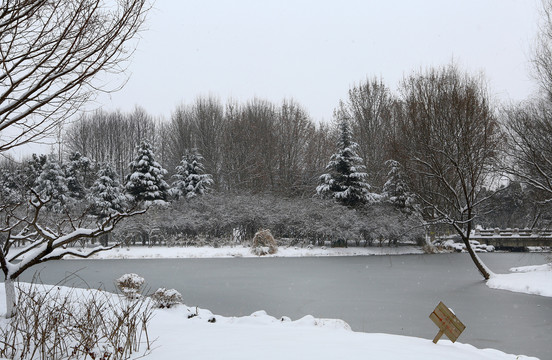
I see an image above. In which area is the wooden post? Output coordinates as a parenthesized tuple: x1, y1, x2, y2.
(432, 329, 444, 344)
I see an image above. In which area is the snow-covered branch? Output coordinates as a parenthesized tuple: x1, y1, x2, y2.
(0, 193, 145, 280)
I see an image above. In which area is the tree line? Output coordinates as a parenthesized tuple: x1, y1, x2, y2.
(2, 0, 552, 296)
(2, 62, 550, 222)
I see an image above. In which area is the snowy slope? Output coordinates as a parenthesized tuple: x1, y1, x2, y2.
(0, 284, 539, 360)
(486, 263, 552, 297)
(144, 305, 538, 360)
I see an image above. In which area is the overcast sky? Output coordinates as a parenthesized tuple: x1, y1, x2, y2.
(10, 0, 542, 158)
(91, 0, 540, 122)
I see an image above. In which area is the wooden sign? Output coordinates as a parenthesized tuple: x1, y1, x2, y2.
(429, 301, 465, 343)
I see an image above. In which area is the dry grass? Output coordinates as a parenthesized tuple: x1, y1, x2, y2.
(0, 278, 153, 360)
(251, 229, 278, 256)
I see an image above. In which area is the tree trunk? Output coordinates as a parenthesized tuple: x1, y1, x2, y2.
(462, 237, 493, 280)
(4, 278, 16, 318)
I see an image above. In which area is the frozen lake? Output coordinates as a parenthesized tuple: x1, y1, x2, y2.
(17, 252, 552, 359)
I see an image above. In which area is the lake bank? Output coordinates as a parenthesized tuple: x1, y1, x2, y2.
(18, 253, 552, 359)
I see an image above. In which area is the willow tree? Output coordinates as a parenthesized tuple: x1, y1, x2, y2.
(398, 65, 501, 280)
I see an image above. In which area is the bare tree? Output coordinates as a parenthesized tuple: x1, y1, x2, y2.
(533, 0, 552, 101)
(0, 0, 151, 317)
(167, 105, 195, 172)
(167, 97, 323, 194)
(503, 101, 552, 201)
(219, 98, 278, 192)
(0, 0, 149, 152)
(303, 122, 335, 194)
(64, 107, 157, 182)
(335, 77, 395, 189)
(188, 97, 225, 187)
(398, 65, 501, 280)
(274, 99, 314, 194)
(0, 192, 144, 317)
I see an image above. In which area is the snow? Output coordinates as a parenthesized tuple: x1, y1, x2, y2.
(442, 239, 495, 253)
(486, 263, 552, 297)
(0, 284, 538, 360)
(65, 245, 425, 259)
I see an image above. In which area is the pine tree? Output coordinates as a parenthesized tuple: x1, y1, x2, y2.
(170, 150, 213, 199)
(89, 163, 127, 218)
(0, 169, 22, 205)
(382, 160, 413, 210)
(33, 156, 69, 209)
(65, 151, 93, 200)
(316, 120, 372, 206)
(21, 154, 47, 188)
(125, 141, 169, 205)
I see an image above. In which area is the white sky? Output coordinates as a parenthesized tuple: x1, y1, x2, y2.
(9, 0, 542, 157)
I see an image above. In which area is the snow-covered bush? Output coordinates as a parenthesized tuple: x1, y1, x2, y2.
(115, 194, 423, 248)
(442, 240, 495, 253)
(116, 273, 145, 299)
(251, 229, 278, 256)
(0, 281, 152, 360)
(151, 288, 183, 308)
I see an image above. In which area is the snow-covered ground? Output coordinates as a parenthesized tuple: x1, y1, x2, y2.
(2, 246, 550, 358)
(0, 284, 539, 360)
(487, 263, 552, 297)
(66, 244, 425, 259)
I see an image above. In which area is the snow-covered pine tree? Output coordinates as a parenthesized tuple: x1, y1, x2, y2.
(382, 160, 413, 210)
(65, 151, 93, 200)
(316, 119, 372, 206)
(21, 154, 47, 188)
(0, 169, 22, 205)
(125, 141, 169, 206)
(170, 149, 213, 199)
(89, 163, 127, 218)
(33, 156, 69, 210)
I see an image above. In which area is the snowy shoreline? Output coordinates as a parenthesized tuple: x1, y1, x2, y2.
(64, 244, 426, 260)
(0, 283, 540, 360)
(63, 244, 550, 260)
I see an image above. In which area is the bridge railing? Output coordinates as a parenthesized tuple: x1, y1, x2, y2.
(472, 228, 552, 238)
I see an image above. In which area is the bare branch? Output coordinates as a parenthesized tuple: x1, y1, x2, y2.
(0, 0, 150, 152)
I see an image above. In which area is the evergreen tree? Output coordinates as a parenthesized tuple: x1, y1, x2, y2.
(316, 120, 372, 206)
(89, 163, 127, 218)
(65, 151, 93, 200)
(21, 154, 47, 188)
(33, 156, 68, 209)
(0, 169, 23, 205)
(382, 160, 413, 210)
(170, 149, 214, 199)
(125, 141, 169, 205)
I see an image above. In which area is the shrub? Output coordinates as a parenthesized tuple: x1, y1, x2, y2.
(116, 273, 145, 299)
(251, 229, 278, 255)
(114, 194, 425, 248)
(151, 288, 183, 308)
(0, 280, 153, 360)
